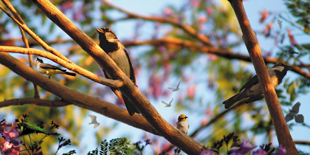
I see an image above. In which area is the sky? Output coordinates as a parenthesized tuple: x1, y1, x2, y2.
(76, 0, 310, 154)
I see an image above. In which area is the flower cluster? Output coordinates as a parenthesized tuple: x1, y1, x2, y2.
(0, 119, 22, 155)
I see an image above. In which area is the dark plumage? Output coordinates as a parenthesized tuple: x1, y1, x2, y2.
(96, 27, 139, 116)
(223, 64, 291, 109)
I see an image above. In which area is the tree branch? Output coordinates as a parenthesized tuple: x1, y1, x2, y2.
(123, 38, 310, 79)
(0, 5, 70, 62)
(0, 52, 159, 136)
(0, 98, 70, 108)
(101, 0, 212, 46)
(2, 0, 40, 98)
(229, 0, 297, 154)
(31, 0, 205, 153)
(0, 46, 124, 88)
(294, 140, 310, 146)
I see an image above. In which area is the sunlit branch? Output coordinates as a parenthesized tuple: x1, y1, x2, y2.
(0, 5, 70, 63)
(101, 0, 212, 46)
(32, 0, 205, 153)
(0, 52, 159, 136)
(229, 0, 297, 154)
(2, 0, 40, 98)
(123, 38, 310, 79)
(0, 46, 124, 88)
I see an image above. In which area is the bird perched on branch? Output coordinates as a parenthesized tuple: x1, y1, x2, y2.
(223, 64, 291, 109)
(176, 114, 189, 135)
(36, 58, 76, 79)
(96, 27, 140, 116)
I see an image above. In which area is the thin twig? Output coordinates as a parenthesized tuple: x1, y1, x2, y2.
(0, 5, 71, 63)
(2, 0, 40, 98)
(101, 0, 212, 46)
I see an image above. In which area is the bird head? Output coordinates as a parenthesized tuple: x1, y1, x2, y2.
(96, 27, 118, 42)
(36, 58, 43, 63)
(178, 114, 188, 122)
(272, 63, 292, 71)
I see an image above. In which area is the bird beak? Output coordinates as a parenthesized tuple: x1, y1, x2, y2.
(287, 65, 293, 70)
(96, 28, 103, 33)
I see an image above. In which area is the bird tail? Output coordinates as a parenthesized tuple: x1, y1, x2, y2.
(64, 71, 76, 76)
(223, 92, 245, 109)
(122, 94, 140, 116)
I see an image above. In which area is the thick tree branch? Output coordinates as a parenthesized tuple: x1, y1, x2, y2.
(0, 98, 70, 108)
(0, 46, 124, 88)
(229, 0, 297, 154)
(32, 0, 205, 153)
(0, 52, 159, 136)
(101, 0, 212, 46)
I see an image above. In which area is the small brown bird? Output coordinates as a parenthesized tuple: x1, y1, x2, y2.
(176, 114, 189, 134)
(96, 27, 140, 116)
(36, 58, 76, 79)
(223, 64, 291, 109)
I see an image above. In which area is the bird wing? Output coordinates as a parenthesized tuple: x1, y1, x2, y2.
(40, 63, 66, 71)
(240, 75, 259, 91)
(124, 48, 136, 84)
(168, 87, 175, 90)
(291, 102, 301, 113)
(285, 113, 294, 122)
(176, 81, 180, 88)
(89, 115, 96, 121)
(295, 114, 304, 123)
(161, 101, 168, 105)
(93, 123, 100, 128)
(169, 98, 173, 104)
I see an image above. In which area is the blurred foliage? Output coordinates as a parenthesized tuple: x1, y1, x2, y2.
(0, 0, 309, 154)
(87, 138, 151, 155)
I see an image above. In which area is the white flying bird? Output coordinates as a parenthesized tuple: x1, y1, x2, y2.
(168, 81, 180, 91)
(277, 19, 282, 29)
(89, 115, 100, 128)
(162, 98, 173, 107)
(285, 102, 304, 123)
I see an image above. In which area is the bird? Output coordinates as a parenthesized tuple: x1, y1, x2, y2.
(168, 81, 180, 91)
(96, 27, 139, 116)
(277, 19, 282, 29)
(285, 102, 304, 123)
(36, 58, 76, 79)
(89, 115, 100, 128)
(161, 98, 173, 107)
(287, 50, 299, 55)
(223, 64, 292, 109)
(176, 114, 189, 135)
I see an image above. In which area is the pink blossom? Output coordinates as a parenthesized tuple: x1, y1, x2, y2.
(199, 15, 207, 23)
(272, 145, 286, 155)
(3, 129, 19, 139)
(286, 28, 298, 46)
(191, 0, 199, 7)
(2, 141, 13, 152)
(208, 54, 218, 61)
(259, 10, 269, 23)
(201, 118, 208, 126)
(187, 85, 197, 99)
(206, 7, 213, 15)
(262, 23, 273, 36)
(164, 8, 173, 16)
(200, 149, 216, 155)
(252, 149, 267, 155)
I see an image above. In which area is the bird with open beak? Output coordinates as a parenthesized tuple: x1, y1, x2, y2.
(96, 27, 140, 116)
